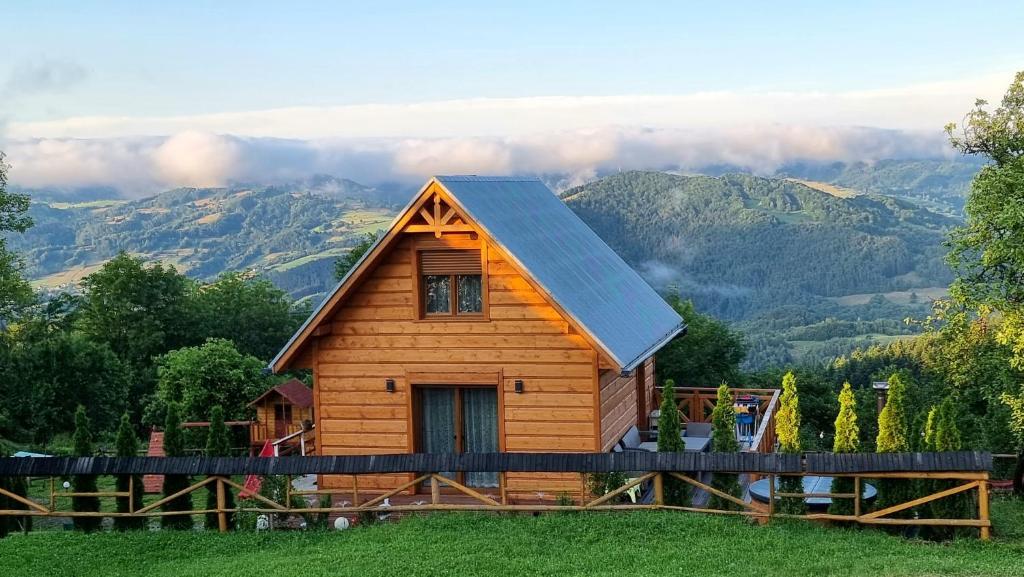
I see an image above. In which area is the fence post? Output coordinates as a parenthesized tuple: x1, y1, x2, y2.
(430, 475, 440, 505)
(216, 477, 228, 533)
(978, 475, 990, 541)
(767, 473, 775, 520)
(854, 476, 861, 518)
(653, 473, 664, 506)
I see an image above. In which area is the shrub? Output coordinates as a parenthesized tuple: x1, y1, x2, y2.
(829, 383, 859, 517)
(927, 398, 974, 539)
(204, 406, 235, 531)
(875, 374, 915, 518)
(161, 402, 193, 530)
(709, 384, 741, 510)
(657, 379, 690, 506)
(71, 406, 101, 532)
(775, 372, 805, 515)
(113, 413, 144, 530)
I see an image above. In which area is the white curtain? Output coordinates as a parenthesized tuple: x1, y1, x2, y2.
(420, 388, 456, 478)
(462, 388, 499, 487)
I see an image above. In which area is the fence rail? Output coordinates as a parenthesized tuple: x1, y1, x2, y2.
(0, 452, 994, 539)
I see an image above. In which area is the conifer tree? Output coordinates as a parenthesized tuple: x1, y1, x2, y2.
(113, 413, 144, 530)
(775, 372, 805, 514)
(928, 397, 972, 538)
(829, 383, 859, 516)
(204, 405, 235, 530)
(656, 380, 689, 506)
(877, 374, 910, 453)
(709, 383, 741, 510)
(161, 402, 193, 529)
(72, 406, 102, 531)
(875, 374, 914, 517)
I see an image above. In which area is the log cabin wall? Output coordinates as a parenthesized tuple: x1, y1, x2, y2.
(313, 230, 599, 502)
(598, 370, 637, 452)
(639, 357, 656, 430)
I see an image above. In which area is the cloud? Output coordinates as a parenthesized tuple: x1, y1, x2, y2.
(0, 69, 1009, 195)
(0, 125, 955, 197)
(3, 59, 88, 98)
(4, 70, 1012, 140)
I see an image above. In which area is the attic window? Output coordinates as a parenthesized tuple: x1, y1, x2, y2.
(419, 250, 484, 317)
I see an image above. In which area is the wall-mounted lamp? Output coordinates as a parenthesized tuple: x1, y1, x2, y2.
(514, 379, 524, 394)
(386, 378, 396, 393)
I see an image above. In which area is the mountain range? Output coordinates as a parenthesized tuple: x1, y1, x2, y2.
(6, 159, 978, 368)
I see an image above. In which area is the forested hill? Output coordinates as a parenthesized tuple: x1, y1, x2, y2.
(564, 171, 960, 367)
(9, 176, 403, 300)
(11, 167, 966, 369)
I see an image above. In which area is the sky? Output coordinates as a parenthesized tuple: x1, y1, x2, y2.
(1, 1, 1021, 194)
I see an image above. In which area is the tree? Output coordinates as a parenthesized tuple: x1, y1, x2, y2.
(829, 382, 859, 516)
(113, 413, 144, 530)
(945, 71, 1024, 491)
(877, 374, 910, 453)
(204, 406, 235, 530)
(334, 232, 377, 280)
(77, 253, 197, 407)
(152, 338, 270, 424)
(0, 332, 128, 444)
(656, 379, 689, 506)
(926, 398, 973, 538)
(192, 273, 300, 361)
(875, 374, 914, 517)
(708, 383, 741, 510)
(0, 151, 33, 324)
(775, 372, 804, 514)
(656, 296, 747, 389)
(71, 406, 101, 532)
(161, 402, 193, 530)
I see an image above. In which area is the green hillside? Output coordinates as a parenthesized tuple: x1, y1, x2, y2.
(563, 171, 960, 368)
(774, 158, 982, 215)
(9, 164, 971, 370)
(10, 177, 400, 299)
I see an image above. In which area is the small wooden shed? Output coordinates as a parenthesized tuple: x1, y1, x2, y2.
(269, 176, 685, 501)
(248, 379, 314, 446)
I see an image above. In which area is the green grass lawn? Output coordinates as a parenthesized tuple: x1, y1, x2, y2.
(2, 506, 1023, 577)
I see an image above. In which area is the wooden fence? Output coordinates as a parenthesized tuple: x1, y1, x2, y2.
(0, 451, 993, 539)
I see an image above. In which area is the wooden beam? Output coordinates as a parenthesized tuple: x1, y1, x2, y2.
(432, 474, 500, 507)
(668, 472, 750, 510)
(584, 473, 656, 508)
(0, 486, 49, 513)
(135, 476, 217, 515)
(860, 480, 980, 520)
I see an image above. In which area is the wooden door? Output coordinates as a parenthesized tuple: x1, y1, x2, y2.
(274, 404, 293, 438)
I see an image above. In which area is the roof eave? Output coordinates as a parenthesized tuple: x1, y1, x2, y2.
(618, 322, 687, 375)
(268, 178, 441, 373)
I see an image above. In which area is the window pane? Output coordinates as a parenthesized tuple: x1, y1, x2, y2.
(457, 274, 483, 313)
(424, 275, 451, 314)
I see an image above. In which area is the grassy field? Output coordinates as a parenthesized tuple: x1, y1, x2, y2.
(1, 506, 1022, 577)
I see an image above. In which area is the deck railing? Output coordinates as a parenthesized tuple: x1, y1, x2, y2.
(655, 386, 781, 454)
(0, 451, 993, 539)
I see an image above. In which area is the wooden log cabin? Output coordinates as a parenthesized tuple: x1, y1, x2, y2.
(270, 176, 685, 502)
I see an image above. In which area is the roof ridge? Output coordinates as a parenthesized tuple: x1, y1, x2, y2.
(436, 175, 542, 183)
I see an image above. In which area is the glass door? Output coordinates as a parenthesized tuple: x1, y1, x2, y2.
(462, 388, 498, 488)
(416, 385, 498, 488)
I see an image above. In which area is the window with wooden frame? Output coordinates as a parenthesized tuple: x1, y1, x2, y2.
(417, 249, 486, 318)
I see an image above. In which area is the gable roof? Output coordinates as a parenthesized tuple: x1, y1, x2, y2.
(248, 378, 314, 408)
(270, 176, 685, 373)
